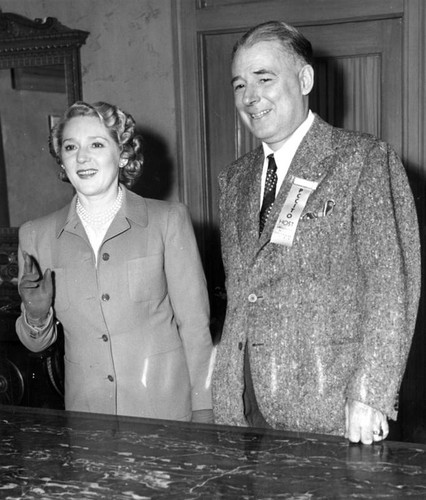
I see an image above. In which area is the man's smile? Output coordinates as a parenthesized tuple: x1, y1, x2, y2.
(250, 109, 271, 119)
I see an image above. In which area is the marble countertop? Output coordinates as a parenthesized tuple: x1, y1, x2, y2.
(1, 405, 426, 499)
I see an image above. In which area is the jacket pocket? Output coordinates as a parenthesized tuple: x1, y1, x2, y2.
(127, 254, 166, 302)
(144, 345, 191, 420)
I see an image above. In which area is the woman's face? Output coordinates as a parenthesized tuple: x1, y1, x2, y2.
(60, 115, 121, 199)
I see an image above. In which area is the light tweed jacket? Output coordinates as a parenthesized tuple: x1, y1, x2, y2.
(212, 114, 421, 436)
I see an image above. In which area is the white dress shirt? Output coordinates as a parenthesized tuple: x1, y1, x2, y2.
(260, 110, 315, 205)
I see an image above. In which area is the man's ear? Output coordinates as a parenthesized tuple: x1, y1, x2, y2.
(299, 65, 314, 95)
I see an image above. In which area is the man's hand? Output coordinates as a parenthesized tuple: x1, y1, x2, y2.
(18, 252, 53, 326)
(345, 399, 389, 444)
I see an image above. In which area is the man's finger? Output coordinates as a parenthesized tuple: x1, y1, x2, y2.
(372, 430, 383, 442)
(371, 412, 389, 442)
(347, 425, 362, 443)
(360, 428, 374, 445)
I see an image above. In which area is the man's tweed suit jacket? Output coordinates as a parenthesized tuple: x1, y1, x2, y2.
(212, 114, 421, 435)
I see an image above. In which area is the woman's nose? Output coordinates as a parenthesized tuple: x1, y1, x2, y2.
(76, 148, 90, 163)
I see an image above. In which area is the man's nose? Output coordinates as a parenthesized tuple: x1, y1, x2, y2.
(242, 85, 260, 106)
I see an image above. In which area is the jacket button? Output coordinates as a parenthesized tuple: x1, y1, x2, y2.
(238, 342, 243, 350)
(101, 294, 110, 301)
(107, 375, 114, 382)
(248, 293, 257, 303)
(102, 253, 110, 261)
(102, 334, 108, 342)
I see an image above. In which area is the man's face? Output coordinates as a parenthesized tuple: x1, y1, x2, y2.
(231, 40, 313, 151)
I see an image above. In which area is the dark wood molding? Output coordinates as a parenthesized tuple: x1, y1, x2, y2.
(172, 1, 208, 241)
(194, 0, 404, 31)
(0, 11, 89, 105)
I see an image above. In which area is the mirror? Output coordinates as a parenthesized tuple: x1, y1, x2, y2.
(0, 10, 89, 228)
(0, 11, 88, 308)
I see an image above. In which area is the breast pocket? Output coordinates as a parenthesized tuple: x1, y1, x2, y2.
(298, 214, 333, 242)
(127, 254, 167, 302)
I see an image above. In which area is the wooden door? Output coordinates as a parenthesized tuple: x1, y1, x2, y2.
(174, 0, 426, 442)
(203, 16, 402, 234)
(175, 1, 403, 337)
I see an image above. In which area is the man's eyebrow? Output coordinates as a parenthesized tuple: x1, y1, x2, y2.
(231, 68, 277, 85)
(254, 68, 277, 76)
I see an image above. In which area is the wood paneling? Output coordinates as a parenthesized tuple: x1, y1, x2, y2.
(195, 0, 404, 31)
(174, 0, 426, 440)
(313, 55, 381, 137)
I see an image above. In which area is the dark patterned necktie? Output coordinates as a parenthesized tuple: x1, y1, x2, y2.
(259, 154, 278, 235)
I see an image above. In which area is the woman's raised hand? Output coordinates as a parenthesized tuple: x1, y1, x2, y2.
(18, 252, 53, 326)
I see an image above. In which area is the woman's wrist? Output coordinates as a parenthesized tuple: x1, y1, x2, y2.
(26, 312, 49, 328)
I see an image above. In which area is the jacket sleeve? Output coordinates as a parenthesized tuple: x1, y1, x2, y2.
(345, 142, 421, 419)
(163, 203, 214, 411)
(15, 222, 57, 353)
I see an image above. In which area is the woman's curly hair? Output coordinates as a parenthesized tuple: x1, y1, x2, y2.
(49, 101, 144, 188)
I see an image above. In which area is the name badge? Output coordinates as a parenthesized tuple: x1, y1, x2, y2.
(271, 177, 318, 247)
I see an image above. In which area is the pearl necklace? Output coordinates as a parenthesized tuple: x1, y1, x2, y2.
(76, 187, 123, 227)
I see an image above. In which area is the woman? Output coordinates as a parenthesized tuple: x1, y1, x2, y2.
(16, 101, 214, 423)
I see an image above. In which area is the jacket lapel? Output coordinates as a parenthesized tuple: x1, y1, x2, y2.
(105, 186, 149, 240)
(56, 195, 89, 243)
(257, 114, 336, 247)
(236, 147, 264, 258)
(56, 186, 149, 244)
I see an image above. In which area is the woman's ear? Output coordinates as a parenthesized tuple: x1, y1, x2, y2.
(299, 65, 314, 96)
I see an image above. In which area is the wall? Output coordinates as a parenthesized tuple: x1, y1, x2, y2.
(1, 0, 178, 226)
(0, 67, 71, 226)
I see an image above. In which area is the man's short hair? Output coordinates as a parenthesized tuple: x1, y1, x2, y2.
(232, 20, 313, 67)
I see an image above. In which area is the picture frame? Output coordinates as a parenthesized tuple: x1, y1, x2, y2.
(48, 114, 61, 132)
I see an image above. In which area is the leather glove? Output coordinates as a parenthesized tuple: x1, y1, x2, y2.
(18, 252, 53, 326)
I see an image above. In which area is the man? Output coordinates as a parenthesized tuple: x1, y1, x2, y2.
(212, 21, 420, 444)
